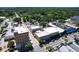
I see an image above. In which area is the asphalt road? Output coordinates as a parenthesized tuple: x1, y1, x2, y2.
(22, 23, 47, 52)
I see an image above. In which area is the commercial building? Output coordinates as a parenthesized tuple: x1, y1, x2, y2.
(0, 16, 6, 21)
(64, 22, 78, 34)
(65, 16, 79, 29)
(0, 38, 8, 52)
(30, 25, 42, 32)
(65, 23, 78, 29)
(48, 22, 65, 35)
(4, 30, 14, 41)
(49, 22, 78, 34)
(14, 26, 29, 52)
(70, 16, 79, 24)
(35, 25, 64, 42)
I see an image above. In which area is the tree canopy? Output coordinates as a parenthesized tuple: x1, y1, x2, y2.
(1, 7, 79, 26)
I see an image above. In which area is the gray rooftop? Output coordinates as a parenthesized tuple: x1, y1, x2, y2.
(71, 16, 79, 23)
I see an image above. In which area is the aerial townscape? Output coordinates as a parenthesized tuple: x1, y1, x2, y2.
(1, 7, 79, 52)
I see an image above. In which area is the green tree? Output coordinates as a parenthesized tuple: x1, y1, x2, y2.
(38, 39, 45, 47)
(7, 41, 15, 48)
(25, 42, 33, 51)
(64, 38, 68, 45)
(0, 47, 2, 51)
(46, 46, 54, 52)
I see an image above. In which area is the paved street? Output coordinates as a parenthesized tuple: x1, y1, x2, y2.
(21, 22, 47, 52)
(28, 27, 47, 52)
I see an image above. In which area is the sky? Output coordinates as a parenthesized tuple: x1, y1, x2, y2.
(0, 0, 79, 7)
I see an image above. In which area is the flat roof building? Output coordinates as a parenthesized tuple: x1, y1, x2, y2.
(4, 30, 14, 41)
(70, 16, 79, 23)
(49, 22, 78, 34)
(48, 22, 64, 32)
(64, 23, 78, 29)
(14, 26, 28, 34)
(0, 16, 6, 20)
(35, 25, 64, 42)
(14, 26, 29, 52)
(35, 27, 64, 38)
(64, 19, 79, 34)
(30, 25, 42, 32)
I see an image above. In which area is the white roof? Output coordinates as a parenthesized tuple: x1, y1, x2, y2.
(65, 23, 78, 29)
(35, 30, 48, 37)
(48, 22, 65, 32)
(44, 27, 64, 33)
(48, 22, 57, 27)
(30, 25, 41, 30)
(0, 16, 6, 19)
(14, 26, 28, 34)
(35, 26, 64, 38)
(65, 19, 71, 22)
